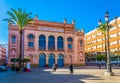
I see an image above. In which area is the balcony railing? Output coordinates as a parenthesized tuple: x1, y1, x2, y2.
(48, 47, 55, 51)
(57, 48, 64, 51)
(38, 47, 65, 51)
(39, 47, 46, 51)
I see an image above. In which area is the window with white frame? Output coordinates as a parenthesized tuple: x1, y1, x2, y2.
(97, 44, 102, 48)
(118, 32, 120, 36)
(88, 48, 91, 50)
(110, 41, 117, 45)
(118, 24, 120, 28)
(92, 46, 96, 49)
(87, 37, 90, 40)
(92, 35, 96, 38)
(103, 44, 106, 47)
(92, 40, 96, 43)
(110, 26, 116, 31)
(103, 37, 105, 40)
(119, 40, 120, 43)
(96, 32, 102, 36)
(110, 33, 117, 38)
(97, 38, 102, 42)
(110, 48, 117, 52)
(86, 42, 91, 45)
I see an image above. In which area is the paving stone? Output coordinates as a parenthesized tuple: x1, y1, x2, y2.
(0, 67, 120, 83)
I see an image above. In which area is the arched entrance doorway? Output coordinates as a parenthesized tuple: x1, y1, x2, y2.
(39, 53, 46, 67)
(57, 54, 64, 67)
(48, 54, 55, 67)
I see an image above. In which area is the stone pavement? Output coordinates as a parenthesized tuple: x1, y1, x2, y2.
(0, 67, 120, 83)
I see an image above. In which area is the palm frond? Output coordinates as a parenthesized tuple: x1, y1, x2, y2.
(6, 11, 17, 22)
(4, 8, 33, 29)
(97, 23, 107, 34)
(3, 18, 16, 24)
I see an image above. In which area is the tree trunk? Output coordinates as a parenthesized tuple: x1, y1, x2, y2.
(19, 29, 23, 72)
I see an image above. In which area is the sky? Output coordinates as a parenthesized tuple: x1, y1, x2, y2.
(0, 0, 120, 44)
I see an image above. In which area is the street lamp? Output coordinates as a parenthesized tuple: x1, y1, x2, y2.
(98, 20, 102, 25)
(98, 12, 114, 76)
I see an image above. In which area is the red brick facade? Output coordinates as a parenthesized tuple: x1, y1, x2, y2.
(8, 18, 85, 66)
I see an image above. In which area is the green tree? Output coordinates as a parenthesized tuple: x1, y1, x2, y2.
(97, 23, 107, 62)
(4, 8, 33, 72)
(111, 51, 120, 60)
(10, 58, 19, 69)
(10, 58, 19, 64)
(96, 54, 105, 61)
(22, 58, 30, 67)
(85, 53, 96, 61)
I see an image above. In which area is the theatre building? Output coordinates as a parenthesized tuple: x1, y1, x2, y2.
(8, 17, 85, 67)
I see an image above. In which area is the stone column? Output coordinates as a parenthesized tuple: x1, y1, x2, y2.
(55, 55, 58, 65)
(55, 36, 57, 51)
(46, 53, 48, 66)
(35, 32, 39, 51)
(46, 36, 48, 50)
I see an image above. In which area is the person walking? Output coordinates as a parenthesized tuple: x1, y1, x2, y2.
(52, 63, 56, 72)
(69, 64, 73, 74)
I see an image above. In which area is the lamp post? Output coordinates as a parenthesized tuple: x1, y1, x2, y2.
(98, 12, 114, 76)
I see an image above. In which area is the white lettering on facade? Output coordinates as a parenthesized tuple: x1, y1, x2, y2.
(38, 27, 64, 32)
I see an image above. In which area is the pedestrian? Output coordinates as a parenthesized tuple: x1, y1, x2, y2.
(98, 63, 101, 69)
(69, 64, 73, 74)
(97, 63, 98, 68)
(26, 62, 31, 72)
(52, 63, 56, 72)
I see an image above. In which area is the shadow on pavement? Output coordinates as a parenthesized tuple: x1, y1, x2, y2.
(0, 68, 103, 83)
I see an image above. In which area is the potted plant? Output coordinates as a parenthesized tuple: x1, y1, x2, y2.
(10, 58, 19, 70)
(22, 58, 30, 72)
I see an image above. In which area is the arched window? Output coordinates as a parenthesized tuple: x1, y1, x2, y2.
(12, 36, 16, 44)
(39, 35, 46, 50)
(67, 37, 73, 42)
(57, 36, 63, 50)
(67, 37, 73, 49)
(39, 53, 46, 59)
(80, 40, 82, 47)
(57, 54, 64, 67)
(48, 54, 55, 67)
(58, 54, 64, 59)
(49, 54, 55, 59)
(48, 36, 55, 50)
(28, 34, 34, 39)
(28, 34, 34, 48)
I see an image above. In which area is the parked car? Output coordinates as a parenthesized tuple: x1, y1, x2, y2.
(0, 63, 7, 71)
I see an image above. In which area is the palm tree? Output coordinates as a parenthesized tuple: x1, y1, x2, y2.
(97, 23, 107, 63)
(4, 8, 33, 72)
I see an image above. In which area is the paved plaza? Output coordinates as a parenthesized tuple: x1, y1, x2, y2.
(0, 66, 120, 83)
